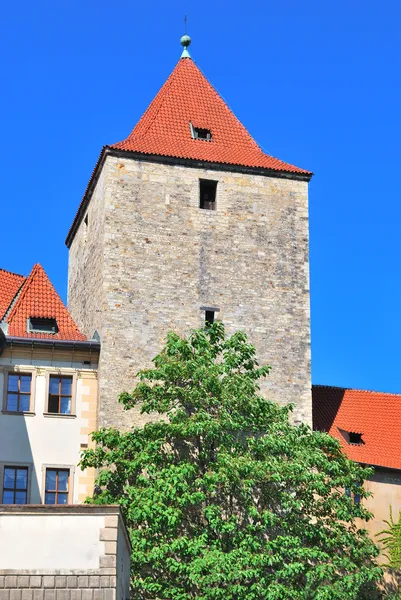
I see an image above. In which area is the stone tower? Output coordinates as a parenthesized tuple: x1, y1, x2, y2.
(66, 37, 313, 429)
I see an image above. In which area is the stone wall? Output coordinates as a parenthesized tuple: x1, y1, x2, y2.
(0, 574, 117, 600)
(0, 506, 131, 600)
(68, 154, 311, 429)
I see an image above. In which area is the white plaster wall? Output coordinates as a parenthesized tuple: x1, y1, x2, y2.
(0, 514, 104, 570)
(0, 357, 97, 503)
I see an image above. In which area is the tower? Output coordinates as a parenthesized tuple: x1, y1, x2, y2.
(66, 36, 313, 429)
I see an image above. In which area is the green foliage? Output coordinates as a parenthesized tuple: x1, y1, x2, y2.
(377, 507, 401, 569)
(81, 323, 381, 599)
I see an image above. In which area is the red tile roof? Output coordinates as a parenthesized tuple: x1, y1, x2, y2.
(0, 269, 25, 320)
(313, 385, 401, 470)
(1, 264, 86, 341)
(111, 57, 311, 175)
(66, 56, 312, 247)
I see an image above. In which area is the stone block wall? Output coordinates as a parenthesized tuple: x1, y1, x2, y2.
(0, 574, 117, 600)
(68, 154, 311, 429)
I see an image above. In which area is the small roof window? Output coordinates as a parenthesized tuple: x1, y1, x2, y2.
(338, 428, 364, 445)
(28, 317, 59, 334)
(190, 123, 212, 141)
(349, 432, 364, 445)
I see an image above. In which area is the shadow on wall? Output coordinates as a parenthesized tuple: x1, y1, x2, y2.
(312, 385, 345, 432)
(380, 569, 401, 598)
(0, 387, 39, 504)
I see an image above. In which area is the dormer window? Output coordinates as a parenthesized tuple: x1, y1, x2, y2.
(349, 432, 363, 445)
(338, 428, 364, 445)
(28, 317, 59, 334)
(190, 123, 212, 141)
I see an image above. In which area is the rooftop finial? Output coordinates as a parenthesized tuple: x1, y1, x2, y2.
(180, 15, 191, 58)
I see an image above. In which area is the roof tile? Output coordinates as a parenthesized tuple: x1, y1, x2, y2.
(5, 264, 86, 341)
(313, 385, 401, 470)
(111, 57, 311, 175)
(0, 269, 25, 320)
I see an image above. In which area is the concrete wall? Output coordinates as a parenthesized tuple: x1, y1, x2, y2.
(68, 155, 311, 429)
(0, 347, 99, 503)
(0, 506, 131, 600)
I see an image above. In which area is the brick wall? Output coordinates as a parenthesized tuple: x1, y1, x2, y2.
(68, 154, 312, 429)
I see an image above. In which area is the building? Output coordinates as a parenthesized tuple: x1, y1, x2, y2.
(66, 35, 313, 430)
(312, 385, 401, 545)
(0, 264, 100, 504)
(0, 505, 131, 597)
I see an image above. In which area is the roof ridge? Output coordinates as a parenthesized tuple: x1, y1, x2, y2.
(0, 267, 26, 280)
(313, 384, 401, 397)
(190, 59, 266, 157)
(128, 60, 180, 143)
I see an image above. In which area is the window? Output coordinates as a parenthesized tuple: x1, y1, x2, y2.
(28, 317, 58, 334)
(199, 179, 217, 210)
(338, 428, 364, 446)
(2, 467, 28, 504)
(190, 123, 212, 141)
(201, 306, 220, 327)
(205, 311, 215, 326)
(48, 375, 73, 414)
(45, 468, 70, 504)
(6, 373, 32, 412)
(345, 482, 362, 505)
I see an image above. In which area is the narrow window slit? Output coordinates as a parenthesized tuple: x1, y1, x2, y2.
(199, 179, 217, 210)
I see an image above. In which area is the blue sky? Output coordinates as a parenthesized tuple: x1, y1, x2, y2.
(1, 0, 400, 392)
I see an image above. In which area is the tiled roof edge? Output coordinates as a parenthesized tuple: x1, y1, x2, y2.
(313, 384, 401, 397)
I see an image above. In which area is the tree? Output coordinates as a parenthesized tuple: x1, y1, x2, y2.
(81, 323, 381, 599)
(377, 507, 401, 569)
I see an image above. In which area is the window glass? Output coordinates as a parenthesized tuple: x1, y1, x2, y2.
(45, 469, 70, 505)
(16, 469, 27, 489)
(61, 378, 72, 395)
(20, 396, 30, 412)
(49, 377, 60, 395)
(2, 467, 28, 504)
(20, 376, 31, 393)
(48, 396, 60, 414)
(4, 468, 15, 488)
(8, 375, 19, 392)
(48, 376, 73, 415)
(6, 373, 32, 412)
(7, 394, 18, 412)
(3, 490, 14, 504)
(45, 469, 57, 490)
(58, 471, 69, 491)
(15, 491, 26, 504)
(60, 398, 71, 415)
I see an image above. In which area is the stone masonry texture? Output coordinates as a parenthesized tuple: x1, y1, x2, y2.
(68, 155, 312, 429)
(0, 576, 116, 600)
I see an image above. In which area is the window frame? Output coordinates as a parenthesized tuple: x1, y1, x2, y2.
(190, 123, 212, 141)
(41, 464, 75, 505)
(2, 367, 36, 415)
(27, 317, 59, 335)
(0, 462, 33, 504)
(200, 306, 220, 327)
(44, 371, 77, 417)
